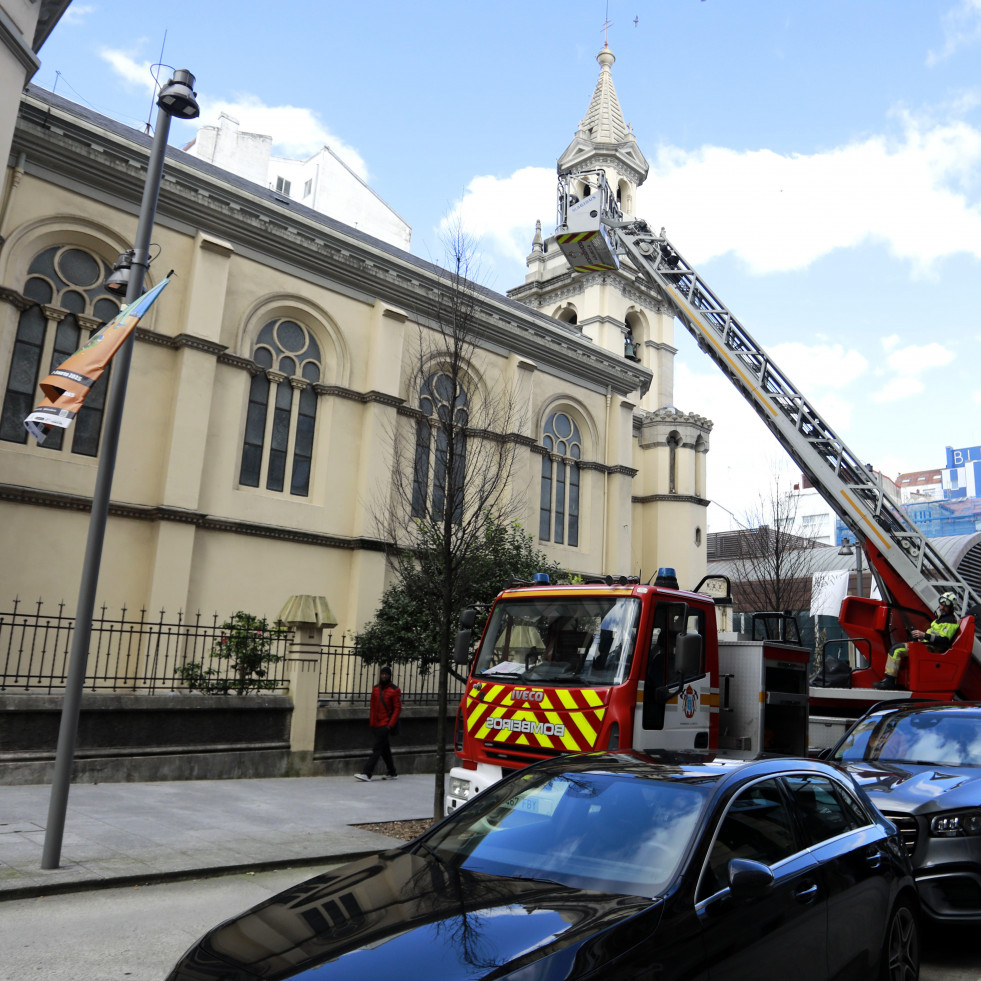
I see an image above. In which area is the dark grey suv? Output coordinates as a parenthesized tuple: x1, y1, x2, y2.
(832, 700, 981, 923)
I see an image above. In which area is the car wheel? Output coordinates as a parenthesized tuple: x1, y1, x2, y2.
(881, 901, 919, 981)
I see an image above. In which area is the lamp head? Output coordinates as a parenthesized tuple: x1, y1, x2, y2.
(157, 69, 199, 119)
(104, 249, 135, 297)
(837, 537, 854, 557)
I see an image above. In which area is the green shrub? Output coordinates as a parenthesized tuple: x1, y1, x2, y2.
(177, 611, 286, 695)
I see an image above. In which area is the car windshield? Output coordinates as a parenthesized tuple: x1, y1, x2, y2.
(420, 764, 708, 898)
(474, 596, 641, 687)
(833, 709, 981, 767)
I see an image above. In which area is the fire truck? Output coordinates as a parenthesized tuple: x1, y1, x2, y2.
(445, 168, 981, 811)
(446, 568, 811, 812)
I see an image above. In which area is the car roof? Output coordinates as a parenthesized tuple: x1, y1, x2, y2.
(526, 750, 847, 790)
(863, 700, 981, 721)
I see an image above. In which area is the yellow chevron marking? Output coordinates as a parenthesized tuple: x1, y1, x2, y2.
(572, 712, 598, 747)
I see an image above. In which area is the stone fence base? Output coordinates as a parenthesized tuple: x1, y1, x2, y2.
(0, 693, 458, 785)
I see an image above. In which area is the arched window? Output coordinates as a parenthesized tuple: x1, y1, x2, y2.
(540, 411, 582, 546)
(411, 371, 469, 522)
(555, 305, 578, 326)
(0, 246, 119, 454)
(239, 318, 321, 496)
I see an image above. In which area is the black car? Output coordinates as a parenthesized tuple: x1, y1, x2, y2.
(168, 752, 917, 981)
(832, 700, 981, 924)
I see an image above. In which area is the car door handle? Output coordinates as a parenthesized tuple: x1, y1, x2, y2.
(794, 881, 819, 904)
(866, 847, 883, 869)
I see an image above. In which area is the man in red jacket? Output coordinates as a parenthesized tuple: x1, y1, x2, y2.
(355, 666, 402, 781)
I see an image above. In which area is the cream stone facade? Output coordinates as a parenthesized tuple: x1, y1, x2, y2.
(0, 43, 712, 639)
(0, 1, 69, 182)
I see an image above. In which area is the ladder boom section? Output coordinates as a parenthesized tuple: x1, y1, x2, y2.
(554, 170, 980, 627)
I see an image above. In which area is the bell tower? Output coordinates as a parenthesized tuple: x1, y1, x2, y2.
(509, 44, 711, 585)
(509, 45, 678, 415)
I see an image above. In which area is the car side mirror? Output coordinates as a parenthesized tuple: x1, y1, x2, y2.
(727, 859, 774, 900)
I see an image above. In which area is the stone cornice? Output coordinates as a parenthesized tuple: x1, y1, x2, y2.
(134, 327, 227, 356)
(0, 285, 32, 311)
(508, 260, 667, 315)
(314, 385, 404, 408)
(0, 482, 390, 551)
(526, 449, 637, 478)
(632, 494, 710, 507)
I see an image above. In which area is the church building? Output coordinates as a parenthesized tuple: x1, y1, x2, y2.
(0, 43, 711, 642)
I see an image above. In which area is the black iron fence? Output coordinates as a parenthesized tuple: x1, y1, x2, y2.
(0, 599, 465, 704)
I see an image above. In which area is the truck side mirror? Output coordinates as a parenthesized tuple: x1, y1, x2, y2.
(453, 609, 476, 665)
(675, 632, 703, 680)
(453, 629, 473, 666)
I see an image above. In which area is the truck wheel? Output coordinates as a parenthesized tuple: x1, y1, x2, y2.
(880, 900, 918, 981)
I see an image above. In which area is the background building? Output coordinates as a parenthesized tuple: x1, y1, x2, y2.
(184, 113, 411, 251)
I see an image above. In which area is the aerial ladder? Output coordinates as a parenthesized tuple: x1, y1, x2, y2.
(554, 169, 981, 700)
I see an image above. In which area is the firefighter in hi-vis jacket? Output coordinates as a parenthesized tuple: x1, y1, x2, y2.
(875, 591, 960, 690)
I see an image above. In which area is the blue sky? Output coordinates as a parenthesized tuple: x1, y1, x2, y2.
(35, 1, 981, 529)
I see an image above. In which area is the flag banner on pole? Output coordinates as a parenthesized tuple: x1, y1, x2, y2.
(24, 276, 171, 443)
(810, 569, 850, 618)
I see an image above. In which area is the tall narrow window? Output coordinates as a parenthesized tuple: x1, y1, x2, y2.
(540, 411, 582, 547)
(1, 247, 119, 455)
(238, 318, 321, 496)
(411, 371, 469, 522)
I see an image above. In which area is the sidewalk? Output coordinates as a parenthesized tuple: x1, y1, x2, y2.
(0, 773, 434, 901)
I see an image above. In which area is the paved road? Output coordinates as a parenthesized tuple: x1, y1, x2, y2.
(2, 864, 978, 980)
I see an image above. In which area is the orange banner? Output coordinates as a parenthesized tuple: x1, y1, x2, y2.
(24, 276, 170, 443)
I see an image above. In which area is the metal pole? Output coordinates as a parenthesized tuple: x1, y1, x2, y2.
(856, 546, 864, 598)
(41, 103, 175, 870)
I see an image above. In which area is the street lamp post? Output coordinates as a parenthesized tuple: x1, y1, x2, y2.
(838, 536, 864, 598)
(41, 71, 199, 870)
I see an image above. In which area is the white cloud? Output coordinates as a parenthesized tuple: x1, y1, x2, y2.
(198, 96, 367, 175)
(61, 4, 94, 26)
(927, 0, 981, 65)
(446, 111, 981, 284)
(872, 377, 925, 404)
(98, 50, 366, 173)
(884, 342, 955, 376)
(99, 47, 157, 94)
(441, 166, 554, 264)
(882, 334, 902, 352)
(640, 116, 981, 276)
(768, 341, 868, 391)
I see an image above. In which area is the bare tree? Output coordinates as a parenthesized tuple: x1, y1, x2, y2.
(729, 477, 819, 616)
(374, 230, 524, 819)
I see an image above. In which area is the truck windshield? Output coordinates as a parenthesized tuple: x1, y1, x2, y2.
(474, 596, 641, 687)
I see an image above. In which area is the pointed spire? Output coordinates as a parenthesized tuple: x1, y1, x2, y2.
(557, 45, 648, 186)
(580, 46, 628, 145)
(531, 220, 544, 254)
